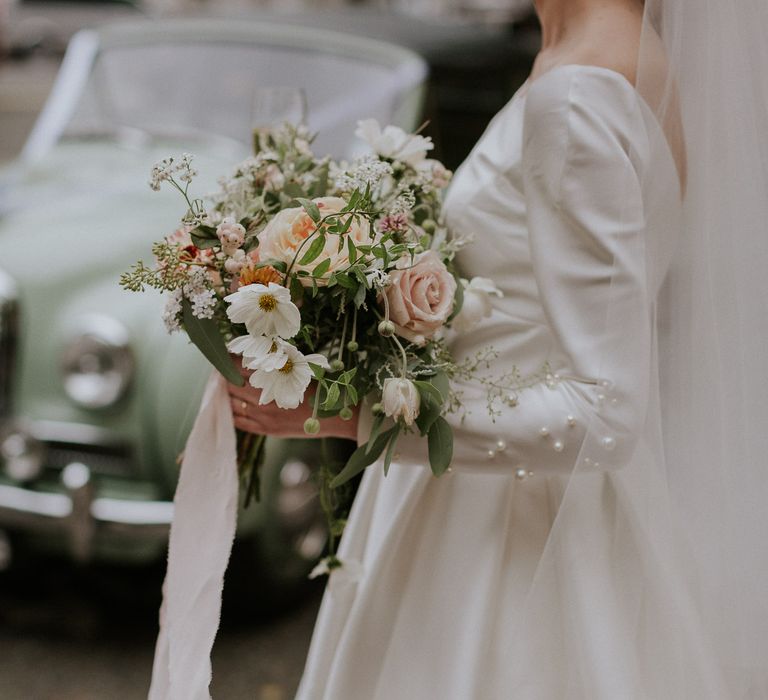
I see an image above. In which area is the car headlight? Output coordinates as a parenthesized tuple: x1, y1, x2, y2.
(61, 315, 134, 409)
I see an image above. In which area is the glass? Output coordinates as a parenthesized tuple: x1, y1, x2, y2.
(251, 86, 307, 141)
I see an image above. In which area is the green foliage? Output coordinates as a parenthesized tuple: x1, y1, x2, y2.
(181, 299, 244, 386)
(427, 416, 453, 476)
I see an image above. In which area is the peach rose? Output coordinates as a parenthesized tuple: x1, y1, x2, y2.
(258, 196, 373, 286)
(383, 251, 457, 346)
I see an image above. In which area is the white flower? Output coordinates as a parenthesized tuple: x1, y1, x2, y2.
(382, 377, 420, 426)
(334, 155, 394, 192)
(452, 277, 503, 333)
(249, 345, 329, 409)
(224, 282, 301, 339)
(162, 290, 183, 333)
(355, 119, 433, 166)
(216, 217, 246, 256)
(189, 288, 216, 319)
(224, 249, 246, 275)
(228, 334, 290, 372)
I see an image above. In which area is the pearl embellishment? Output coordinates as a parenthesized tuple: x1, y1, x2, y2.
(515, 468, 530, 481)
(496, 439, 508, 452)
(539, 427, 550, 438)
(553, 440, 565, 452)
(566, 415, 576, 427)
(486, 450, 496, 460)
(601, 437, 616, 451)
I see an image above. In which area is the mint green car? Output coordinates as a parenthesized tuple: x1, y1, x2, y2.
(0, 19, 426, 593)
(0, 140, 336, 591)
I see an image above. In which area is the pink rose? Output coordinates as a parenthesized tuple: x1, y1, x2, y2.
(383, 251, 457, 346)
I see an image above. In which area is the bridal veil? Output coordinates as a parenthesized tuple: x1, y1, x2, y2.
(515, 1, 768, 696)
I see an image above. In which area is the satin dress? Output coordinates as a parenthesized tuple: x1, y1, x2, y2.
(296, 65, 688, 699)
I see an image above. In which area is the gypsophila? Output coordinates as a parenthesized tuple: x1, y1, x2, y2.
(334, 156, 394, 192)
(390, 189, 417, 215)
(162, 290, 183, 333)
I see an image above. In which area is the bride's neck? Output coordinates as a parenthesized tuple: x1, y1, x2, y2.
(534, 0, 642, 49)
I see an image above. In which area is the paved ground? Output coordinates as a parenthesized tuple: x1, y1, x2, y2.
(0, 553, 321, 700)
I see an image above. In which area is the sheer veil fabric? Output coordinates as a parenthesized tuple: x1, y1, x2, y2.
(639, 0, 768, 695)
(517, 0, 768, 696)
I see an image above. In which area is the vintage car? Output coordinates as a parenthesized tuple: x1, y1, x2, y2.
(0, 19, 426, 597)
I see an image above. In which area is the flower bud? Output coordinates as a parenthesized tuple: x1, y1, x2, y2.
(421, 218, 437, 234)
(371, 402, 384, 416)
(304, 417, 321, 435)
(330, 358, 345, 372)
(339, 406, 354, 421)
(378, 320, 395, 337)
(382, 377, 420, 426)
(346, 340, 359, 352)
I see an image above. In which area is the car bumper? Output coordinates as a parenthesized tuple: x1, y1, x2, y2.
(0, 463, 172, 561)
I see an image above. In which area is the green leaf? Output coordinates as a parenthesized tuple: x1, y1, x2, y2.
(181, 299, 244, 386)
(427, 417, 453, 477)
(365, 413, 386, 454)
(309, 162, 329, 198)
(299, 234, 326, 265)
(257, 259, 287, 273)
(383, 426, 401, 477)
(347, 236, 357, 264)
(192, 224, 218, 239)
(296, 197, 321, 223)
(353, 283, 367, 308)
(323, 383, 340, 409)
(339, 367, 357, 384)
(289, 275, 305, 304)
(448, 274, 464, 322)
(413, 380, 443, 405)
(415, 390, 442, 436)
(346, 384, 358, 404)
(312, 257, 331, 278)
(331, 428, 395, 488)
(282, 182, 307, 200)
(335, 274, 357, 290)
(190, 234, 219, 250)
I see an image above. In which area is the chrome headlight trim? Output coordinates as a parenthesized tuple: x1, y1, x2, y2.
(0, 267, 19, 423)
(60, 315, 135, 410)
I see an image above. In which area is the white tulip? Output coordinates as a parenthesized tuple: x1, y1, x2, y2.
(382, 377, 421, 426)
(224, 282, 300, 339)
(452, 277, 503, 334)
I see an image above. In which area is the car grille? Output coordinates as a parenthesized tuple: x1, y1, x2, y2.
(43, 439, 135, 478)
(0, 268, 19, 423)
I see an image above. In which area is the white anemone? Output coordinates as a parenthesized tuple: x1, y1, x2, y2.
(224, 282, 301, 339)
(249, 345, 330, 409)
(382, 377, 420, 426)
(355, 119, 433, 166)
(452, 277, 503, 334)
(227, 334, 290, 372)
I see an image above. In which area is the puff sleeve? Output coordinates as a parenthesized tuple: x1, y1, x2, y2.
(443, 68, 655, 476)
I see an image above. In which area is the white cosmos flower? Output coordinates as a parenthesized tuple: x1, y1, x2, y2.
(355, 119, 433, 166)
(227, 334, 290, 372)
(224, 282, 300, 339)
(452, 277, 503, 334)
(382, 377, 420, 426)
(249, 345, 329, 409)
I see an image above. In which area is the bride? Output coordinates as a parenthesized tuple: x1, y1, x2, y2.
(223, 0, 766, 697)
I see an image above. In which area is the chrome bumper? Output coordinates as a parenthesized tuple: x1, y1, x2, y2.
(0, 462, 172, 561)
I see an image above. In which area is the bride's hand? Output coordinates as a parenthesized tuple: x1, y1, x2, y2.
(228, 364, 359, 440)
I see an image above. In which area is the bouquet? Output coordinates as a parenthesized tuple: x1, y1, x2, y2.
(121, 120, 507, 569)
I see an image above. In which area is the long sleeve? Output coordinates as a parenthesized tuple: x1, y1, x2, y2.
(442, 69, 655, 476)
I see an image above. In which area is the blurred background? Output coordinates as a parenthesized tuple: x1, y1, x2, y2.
(0, 1, 538, 698)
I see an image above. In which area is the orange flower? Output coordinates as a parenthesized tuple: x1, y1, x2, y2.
(238, 264, 283, 287)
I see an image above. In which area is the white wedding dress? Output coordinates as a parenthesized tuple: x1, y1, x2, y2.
(296, 65, 702, 699)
